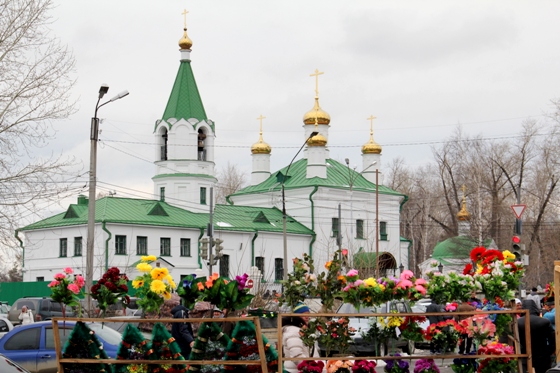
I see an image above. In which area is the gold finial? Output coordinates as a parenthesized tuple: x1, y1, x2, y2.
(362, 114, 382, 154)
(303, 69, 330, 125)
(457, 185, 471, 221)
(179, 8, 193, 50)
(307, 114, 327, 147)
(251, 114, 271, 154)
(310, 69, 324, 97)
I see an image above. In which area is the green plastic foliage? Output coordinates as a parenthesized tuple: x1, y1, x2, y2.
(148, 322, 188, 373)
(115, 323, 151, 373)
(62, 321, 110, 373)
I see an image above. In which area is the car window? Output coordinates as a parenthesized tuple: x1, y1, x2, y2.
(50, 302, 62, 312)
(4, 327, 41, 350)
(88, 323, 124, 346)
(45, 327, 72, 350)
(15, 300, 36, 310)
(0, 305, 9, 313)
(41, 301, 50, 311)
(393, 302, 408, 313)
(0, 319, 9, 332)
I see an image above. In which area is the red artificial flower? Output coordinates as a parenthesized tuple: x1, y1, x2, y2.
(463, 263, 474, 275)
(470, 247, 486, 262)
(482, 249, 504, 262)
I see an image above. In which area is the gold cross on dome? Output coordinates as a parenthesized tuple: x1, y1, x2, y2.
(367, 115, 377, 135)
(257, 115, 266, 135)
(310, 69, 324, 96)
(182, 9, 189, 28)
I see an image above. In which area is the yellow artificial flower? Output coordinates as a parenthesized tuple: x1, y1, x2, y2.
(165, 275, 176, 289)
(476, 264, 484, 274)
(132, 279, 144, 289)
(150, 279, 167, 294)
(364, 277, 377, 287)
(502, 250, 516, 262)
(379, 284, 386, 291)
(137, 262, 152, 272)
(163, 290, 172, 300)
(141, 255, 157, 262)
(151, 268, 166, 280)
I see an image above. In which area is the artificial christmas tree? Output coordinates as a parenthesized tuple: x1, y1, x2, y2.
(188, 322, 231, 373)
(115, 323, 151, 373)
(148, 322, 188, 373)
(224, 320, 278, 373)
(61, 321, 110, 373)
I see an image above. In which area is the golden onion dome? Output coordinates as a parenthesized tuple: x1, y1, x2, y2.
(307, 133, 327, 147)
(179, 28, 193, 50)
(303, 97, 331, 125)
(362, 137, 382, 154)
(251, 139, 271, 154)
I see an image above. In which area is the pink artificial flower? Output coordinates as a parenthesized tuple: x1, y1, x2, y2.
(63, 267, 74, 274)
(54, 273, 66, 281)
(346, 269, 359, 277)
(67, 283, 80, 294)
(75, 275, 85, 288)
(48, 280, 60, 288)
(400, 269, 414, 280)
(354, 279, 364, 287)
(415, 278, 427, 286)
(397, 279, 413, 289)
(415, 284, 427, 295)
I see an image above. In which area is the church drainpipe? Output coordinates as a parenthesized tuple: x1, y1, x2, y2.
(15, 229, 24, 271)
(251, 231, 259, 267)
(102, 221, 112, 272)
(308, 186, 319, 257)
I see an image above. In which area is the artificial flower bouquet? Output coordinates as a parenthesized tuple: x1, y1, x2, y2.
(481, 298, 512, 337)
(459, 315, 496, 346)
(316, 249, 345, 312)
(326, 360, 353, 373)
(132, 255, 175, 314)
(476, 342, 517, 373)
(399, 315, 427, 343)
(413, 359, 439, 373)
(90, 266, 129, 317)
(301, 317, 355, 356)
(427, 270, 479, 305)
(297, 360, 325, 373)
(383, 354, 409, 373)
(48, 267, 85, 315)
(352, 360, 377, 373)
(423, 319, 462, 353)
(280, 254, 318, 310)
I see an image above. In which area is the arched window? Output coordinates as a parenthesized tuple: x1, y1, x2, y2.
(161, 129, 168, 161)
(197, 128, 206, 160)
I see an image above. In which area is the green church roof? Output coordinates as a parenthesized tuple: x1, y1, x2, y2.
(230, 158, 404, 198)
(19, 197, 312, 236)
(431, 236, 494, 262)
(161, 59, 207, 123)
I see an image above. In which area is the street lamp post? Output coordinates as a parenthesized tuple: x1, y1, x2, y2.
(282, 131, 318, 281)
(375, 168, 379, 279)
(86, 85, 129, 315)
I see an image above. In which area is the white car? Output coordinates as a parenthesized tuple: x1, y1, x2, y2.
(0, 317, 14, 339)
(0, 304, 9, 318)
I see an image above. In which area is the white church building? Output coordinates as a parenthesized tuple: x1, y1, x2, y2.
(17, 15, 409, 285)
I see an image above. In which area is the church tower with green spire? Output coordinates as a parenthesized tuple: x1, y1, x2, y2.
(153, 10, 217, 213)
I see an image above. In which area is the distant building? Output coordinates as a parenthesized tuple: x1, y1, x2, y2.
(17, 13, 408, 284)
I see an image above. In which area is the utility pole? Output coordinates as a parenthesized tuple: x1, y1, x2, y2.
(375, 168, 379, 279)
(337, 203, 342, 253)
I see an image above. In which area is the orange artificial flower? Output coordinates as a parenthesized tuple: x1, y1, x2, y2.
(197, 282, 204, 291)
(325, 261, 332, 269)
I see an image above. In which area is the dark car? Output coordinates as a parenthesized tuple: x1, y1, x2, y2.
(8, 298, 75, 326)
(319, 300, 415, 357)
(0, 321, 121, 373)
(0, 353, 31, 373)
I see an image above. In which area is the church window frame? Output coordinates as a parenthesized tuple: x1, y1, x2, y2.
(115, 235, 127, 255)
(380, 221, 388, 241)
(160, 237, 171, 256)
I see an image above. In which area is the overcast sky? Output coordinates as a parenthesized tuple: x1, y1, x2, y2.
(37, 0, 560, 219)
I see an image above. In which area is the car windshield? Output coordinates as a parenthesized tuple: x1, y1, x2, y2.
(88, 323, 124, 345)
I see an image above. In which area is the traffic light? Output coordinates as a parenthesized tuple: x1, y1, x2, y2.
(214, 238, 224, 258)
(512, 235, 522, 261)
(199, 237, 209, 260)
(209, 254, 218, 266)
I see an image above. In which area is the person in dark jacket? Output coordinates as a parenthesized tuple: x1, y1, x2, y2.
(171, 304, 195, 359)
(518, 299, 555, 373)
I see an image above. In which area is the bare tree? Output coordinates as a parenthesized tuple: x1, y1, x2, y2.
(215, 162, 247, 204)
(1, 0, 77, 250)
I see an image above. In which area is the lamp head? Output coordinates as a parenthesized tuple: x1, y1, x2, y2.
(345, 158, 350, 166)
(109, 90, 130, 102)
(98, 84, 109, 99)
